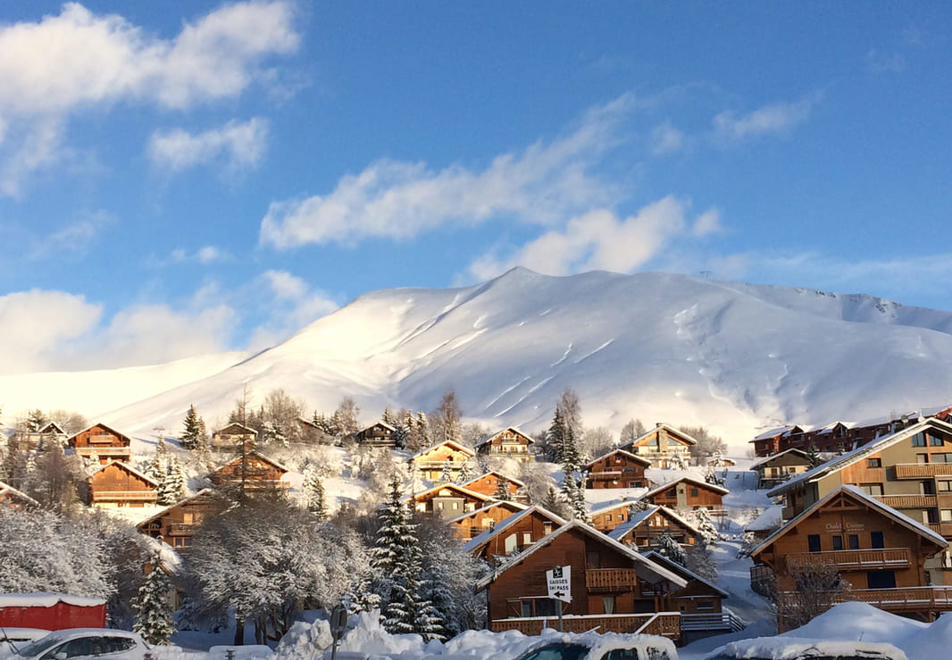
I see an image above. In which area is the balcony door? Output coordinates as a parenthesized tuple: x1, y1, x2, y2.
(867, 570, 896, 589)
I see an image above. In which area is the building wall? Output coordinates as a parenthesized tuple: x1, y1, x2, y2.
(586, 453, 647, 489)
(452, 504, 523, 539)
(474, 513, 559, 561)
(464, 474, 519, 498)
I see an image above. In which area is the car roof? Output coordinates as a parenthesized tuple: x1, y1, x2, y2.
(37, 629, 142, 640)
(704, 636, 909, 660)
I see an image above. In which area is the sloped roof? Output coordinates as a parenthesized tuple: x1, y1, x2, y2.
(446, 499, 527, 524)
(359, 421, 397, 434)
(767, 417, 952, 498)
(745, 505, 783, 533)
(462, 470, 527, 489)
(37, 421, 66, 435)
(623, 423, 698, 449)
(644, 475, 729, 498)
(476, 519, 688, 591)
(751, 426, 794, 442)
(214, 450, 289, 475)
(0, 480, 40, 507)
(135, 488, 218, 529)
(641, 550, 729, 598)
(68, 421, 132, 444)
(463, 505, 567, 554)
(751, 484, 948, 559)
(214, 421, 258, 435)
(476, 426, 534, 447)
(406, 482, 493, 504)
(408, 439, 476, 461)
(608, 505, 700, 543)
(589, 497, 649, 516)
(584, 447, 652, 470)
(749, 447, 812, 470)
(88, 460, 159, 487)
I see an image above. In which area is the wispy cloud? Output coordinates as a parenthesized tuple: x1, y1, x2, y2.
(259, 95, 638, 249)
(650, 121, 686, 155)
(866, 49, 906, 74)
(0, 2, 298, 195)
(712, 95, 818, 143)
(148, 118, 269, 173)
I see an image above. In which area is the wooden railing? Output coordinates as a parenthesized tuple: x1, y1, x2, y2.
(877, 494, 937, 508)
(895, 463, 952, 479)
(836, 586, 952, 611)
(491, 612, 681, 639)
(168, 523, 198, 535)
(681, 611, 745, 632)
(585, 568, 639, 591)
(785, 548, 910, 571)
(92, 491, 157, 501)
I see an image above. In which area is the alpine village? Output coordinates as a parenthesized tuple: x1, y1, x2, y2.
(5, 392, 952, 653)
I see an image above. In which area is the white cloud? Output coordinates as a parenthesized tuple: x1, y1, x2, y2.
(468, 197, 718, 280)
(259, 95, 636, 248)
(164, 245, 229, 265)
(651, 121, 685, 155)
(0, 2, 298, 195)
(866, 49, 905, 74)
(712, 96, 817, 142)
(262, 269, 308, 299)
(148, 117, 269, 173)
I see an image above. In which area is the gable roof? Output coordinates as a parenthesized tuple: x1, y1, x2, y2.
(475, 519, 688, 591)
(590, 497, 649, 516)
(462, 470, 527, 489)
(476, 426, 534, 448)
(214, 422, 258, 435)
(37, 421, 66, 435)
(623, 423, 698, 449)
(641, 550, 729, 598)
(584, 448, 652, 470)
(644, 475, 729, 498)
(135, 488, 218, 529)
(749, 447, 812, 470)
(68, 421, 132, 444)
(767, 417, 952, 498)
(406, 482, 493, 504)
(0, 480, 40, 507)
(447, 499, 527, 524)
(607, 505, 701, 543)
(463, 505, 567, 554)
(751, 484, 948, 558)
(408, 439, 476, 461)
(358, 421, 397, 433)
(88, 460, 159, 487)
(213, 450, 289, 475)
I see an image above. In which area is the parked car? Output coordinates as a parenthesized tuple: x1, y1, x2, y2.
(1, 629, 52, 658)
(513, 631, 678, 660)
(5, 629, 154, 660)
(703, 636, 909, 660)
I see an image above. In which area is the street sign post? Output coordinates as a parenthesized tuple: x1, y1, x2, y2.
(546, 566, 572, 631)
(329, 603, 348, 660)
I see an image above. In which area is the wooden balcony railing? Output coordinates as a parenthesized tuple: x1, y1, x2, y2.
(92, 491, 157, 501)
(877, 494, 937, 508)
(585, 568, 640, 591)
(491, 612, 680, 639)
(895, 463, 952, 479)
(785, 548, 911, 571)
(167, 523, 197, 535)
(837, 586, 952, 611)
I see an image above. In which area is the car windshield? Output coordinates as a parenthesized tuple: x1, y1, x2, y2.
(519, 642, 592, 660)
(15, 634, 65, 658)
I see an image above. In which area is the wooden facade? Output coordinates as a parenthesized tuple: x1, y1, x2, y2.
(642, 551, 727, 615)
(207, 450, 288, 493)
(477, 520, 687, 640)
(645, 477, 728, 512)
(752, 485, 952, 629)
(465, 505, 567, 562)
(137, 489, 226, 551)
(19, 421, 67, 452)
(590, 500, 640, 534)
(86, 461, 157, 508)
(408, 440, 476, 481)
(621, 423, 696, 469)
(461, 471, 525, 500)
(609, 506, 701, 550)
(354, 422, 397, 448)
(476, 427, 534, 462)
(585, 449, 651, 489)
(751, 448, 813, 489)
(68, 422, 132, 464)
(408, 483, 492, 518)
(449, 500, 528, 540)
(210, 422, 257, 453)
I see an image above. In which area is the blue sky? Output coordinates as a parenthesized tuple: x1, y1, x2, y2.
(0, 1, 950, 373)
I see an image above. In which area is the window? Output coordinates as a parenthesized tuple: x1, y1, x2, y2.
(832, 535, 843, 551)
(867, 458, 882, 468)
(535, 598, 558, 616)
(696, 600, 715, 610)
(867, 570, 896, 589)
(913, 433, 927, 447)
(917, 453, 930, 464)
(941, 510, 952, 522)
(937, 453, 952, 463)
(871, 531, 885, 548)
(690, 488, 699, 497)
(606, 514, 612, 522)
(504, 534, 517, 554)
(521, 601, 532, 617)
(931, 433, 945, 446)
(860, 483, 884, 496)
(922, 481, 936, 495)
(848, 534, 860, 549)
(543, 522, 553, 535)
(523, 532, 532, 545)
(808, 534, 821, 552)
(602, 596, 616, 614)
(939, 481, 952, 492)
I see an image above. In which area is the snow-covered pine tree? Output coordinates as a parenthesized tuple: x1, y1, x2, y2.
(629, 498, 650, 513)
(133, 551, 176, 645)
(382, 406, 396, 427)
(704, 468, 723, 486)
(561, 421, 582, 474)
(303, 468, 327, 521)
(494, 476, 511, 501)
(454, 458, 476, 485)
(157, 458, 186, 505)
(655, 531, 686, 565)
(179, 404, 204, 450)
(693, 508, 720, 546)
(145, 451, 165, 483)
(437, 461, 452, 484)
(560, 470, 589, 524)
(546, 407, 566, 464)
(416, 412, 430, 446)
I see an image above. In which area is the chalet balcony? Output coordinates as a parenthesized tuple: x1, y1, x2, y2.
(877, 494, 937, 508)
(91, 491, 157, 502)
(167, 523, 197, 535)
(895, 463, 952, 479)
(491, 612, 680, 639)
(585, 568, 640, 591)
(785, 548, 911, 572)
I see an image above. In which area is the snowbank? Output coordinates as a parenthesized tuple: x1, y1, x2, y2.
(0, 593, 105, 608)
(707, 636, 909, 660)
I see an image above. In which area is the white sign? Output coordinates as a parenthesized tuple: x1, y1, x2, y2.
(546, 565, 572, 603)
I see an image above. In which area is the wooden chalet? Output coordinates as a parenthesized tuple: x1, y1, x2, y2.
(751, 484, 952, 630)
(19, 421, 67, 451)
(464, 505, 567, 562)
(137, 489, 227, 551)
(408, 440, 476, 481)
(461, 471, 525, 500)
(449, 500, 528, 540)
(621, 423, 696, 469)
(749, 426, 803, 457)
(354, 421, 397, 448)
(644, 477, 728, 512)
(68, 422, 132, 464)
(585, 449, 651, 489)
(767, 417, 952, 584)
(85, 461, 158, 508)
(750, 448, 813, 489)
(0, 480, 39, 509)
(476, 520, 686, 639)
(590, 500, 641, 534)
(608, 506, 701, 550)
(476, 427, 534, 462)
(210, 422, 258, 452)
(408, 483, 492, 518)
(207, 450, 288, 493)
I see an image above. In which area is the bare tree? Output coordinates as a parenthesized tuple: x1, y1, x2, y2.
(771, 560, 853, 631)
(431, 390, 463, 444)
(619, 418, 646, 445)
(681, 425, 727, 465)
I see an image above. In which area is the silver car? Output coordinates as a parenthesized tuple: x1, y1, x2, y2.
(7, 629, 154, 660)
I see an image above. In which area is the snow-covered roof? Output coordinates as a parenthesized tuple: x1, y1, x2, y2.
(476, 426, 534, 448)
(643, 475, 729, 498)
(463, 505, 567, 554)
(88, 460, 159, 487)
(359, 421, 397, 433)
(446, 499, 527, 523)
(462, 470, 527, 489)
(767, 417, 952, 498)
(641, 550, 729, 598)
(476, 519, 688, 591)
(408, 439, 476, 461)
(0, 593, 106, 608)
(67, 421, 131, 443)
(752, 484, 948, 558)
(142, 536, 184, 576)
(589, 496, 646, 515)
(37, 421, 66, 435)
(406, 482, 493, 503)
(135, 488, 216, 528)
(744, 505, 783, 533)
(0, 480, 40, 507)
(751, 426, 794, 442)
(584, 447, 652, 469)
(623, 423, 698, 449)
(749, 447, 812, 470)
(214, 421, 258, 435)
(215, 449, 290, 474)
(608, 506, 700, 542)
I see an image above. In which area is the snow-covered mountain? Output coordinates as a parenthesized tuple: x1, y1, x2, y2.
(7, 268, 952, 449)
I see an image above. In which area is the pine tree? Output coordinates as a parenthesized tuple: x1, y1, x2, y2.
(655, 531, 686, 565)
(157, 457, 186, 505)
(416, 412, 430, 447)
(304, 468, 327, 521)
(382, 406, 396, 427)
(560, 470, 589, 523)
(179, 404, 204, 450)
(494, 476, 511, 501)
(561, 421, 582, 473)
(133, 551, 176, 645)
(437, 461, 452, 484)
(455, 458, 477, 485)
(414, 569, 448, 642)
(693, 508, 720, 546)
(145, 451, 165, 483)
(629, 498, 650, 513)
(26, 409, 47, 433)
(546, 407, 566, 464)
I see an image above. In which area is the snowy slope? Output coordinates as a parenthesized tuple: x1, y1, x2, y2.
(7, 268, 952, 448)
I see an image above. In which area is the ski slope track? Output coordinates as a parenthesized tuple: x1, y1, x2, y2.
(6, 268, 952, 450)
